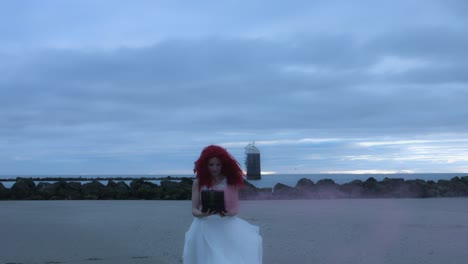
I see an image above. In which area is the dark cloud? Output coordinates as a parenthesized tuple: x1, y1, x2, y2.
(1, 0, 468, 175)
(368, 27, 468, 61)
(3, 32, 468, 135)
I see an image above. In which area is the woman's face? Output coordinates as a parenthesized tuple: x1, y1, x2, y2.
(207, 157, 222, 178)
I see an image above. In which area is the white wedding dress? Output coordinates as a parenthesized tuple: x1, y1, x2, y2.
(183, 179, 263, 264)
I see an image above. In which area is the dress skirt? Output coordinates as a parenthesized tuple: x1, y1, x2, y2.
(183, 215, 262, 264)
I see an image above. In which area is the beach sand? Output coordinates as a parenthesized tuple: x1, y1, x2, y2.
(1, 198, 467, 264)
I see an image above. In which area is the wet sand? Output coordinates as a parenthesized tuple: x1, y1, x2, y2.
(1, 198, 468, 264)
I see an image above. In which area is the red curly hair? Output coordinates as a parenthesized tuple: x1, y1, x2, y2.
(194, 145, 244, 190)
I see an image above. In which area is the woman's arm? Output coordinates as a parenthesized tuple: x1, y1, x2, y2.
(191, 179, 204, 217)
(224, 185, 239, 216)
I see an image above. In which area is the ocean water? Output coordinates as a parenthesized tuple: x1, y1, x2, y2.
(1, 173, 466, 189)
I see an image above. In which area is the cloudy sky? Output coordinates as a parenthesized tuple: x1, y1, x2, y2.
(1, 0, 468, 177)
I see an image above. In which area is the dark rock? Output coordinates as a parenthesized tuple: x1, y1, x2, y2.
(11, 178, 36, 199)
(295, 178, 316, 198)
(437, 179, 450, 186)
(82, 180, 105, 200)
(339, 182, 364, 198)
(449, 177, 468, 196)
(381, 178, 406, 197)
(4, 175, 468, 200)
(403, 180, 427, 198)
(239, 180, 259, 200)
(35, 180, 83, 200)
(382, 177, 405, 186)
(362, 177, 384, 197)
(434, 178, 468, 197)
(295, 178, 315, 188)
(424, 181, 440, 198)
(0, 182, 11, 199)
(273, 183, 299, 199)
(96, 180, 117, 199)
(460, 176, 468, 185)
(437, 179, 451, 197)
(161, 180, 179, 192)
(61, 181, 82, 199)
(112, 181, 130, 199)
(130, 179, 161, 199)
(161, 180, 191, 200)
(315, 179, 343, 199)
(130, 178, 145, 190)
(19, 177, 36, 188)
(364, 177, 377, 184)
(68, 181, 82, 191)
(179, 177, 194, 190)
(257, 188, 273, 199)
(350, 179, 363, 185)
(316, 179, 336, 186)
(107, 180, 118, 188)
(36, 181, 81, 200)
(36, 182, 59, 199)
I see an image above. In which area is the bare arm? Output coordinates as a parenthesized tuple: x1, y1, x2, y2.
(224, 185, 239, 216)
(191, 179, 203, 217)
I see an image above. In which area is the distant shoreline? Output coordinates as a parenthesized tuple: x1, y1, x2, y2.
(1, 172, 467, 181)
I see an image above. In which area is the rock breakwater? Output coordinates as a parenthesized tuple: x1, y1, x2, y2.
(1, 176, 467, 200)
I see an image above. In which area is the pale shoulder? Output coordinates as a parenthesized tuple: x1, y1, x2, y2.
(193, 179, 199, 188)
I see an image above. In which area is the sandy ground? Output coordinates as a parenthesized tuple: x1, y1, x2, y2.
(1, 198, 468, 264)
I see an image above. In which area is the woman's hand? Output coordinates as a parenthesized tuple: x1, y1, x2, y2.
(220, 210, 237, 217)
(193, 208, 218, 217)
(193, 208, 233, 217)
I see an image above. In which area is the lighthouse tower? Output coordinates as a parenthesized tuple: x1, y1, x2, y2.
(245, 143, 261, 180)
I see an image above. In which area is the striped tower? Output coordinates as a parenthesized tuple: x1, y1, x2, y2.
(245, 143, 261, 180)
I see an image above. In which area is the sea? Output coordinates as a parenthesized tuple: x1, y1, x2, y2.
(1, 173, 467, 189)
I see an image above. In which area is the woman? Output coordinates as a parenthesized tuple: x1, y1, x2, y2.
(183, 145, 263, 264)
